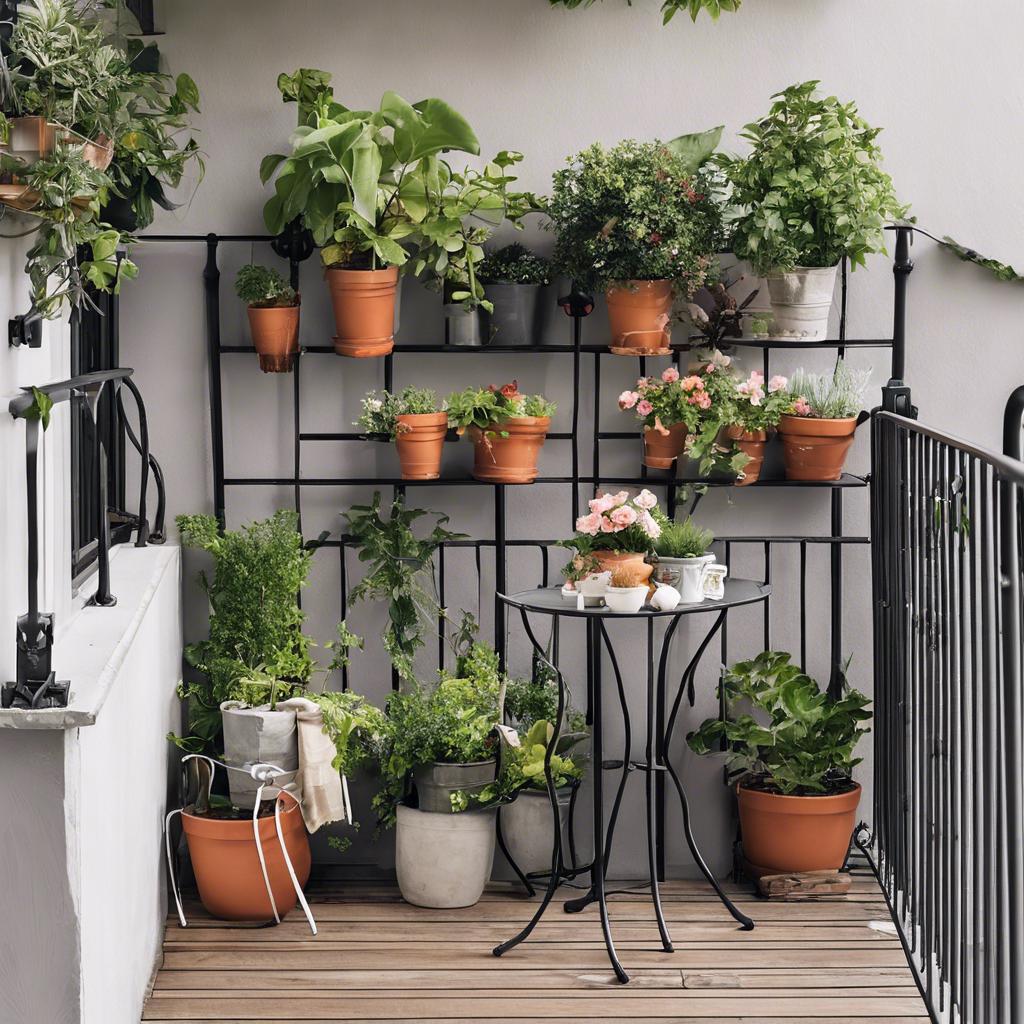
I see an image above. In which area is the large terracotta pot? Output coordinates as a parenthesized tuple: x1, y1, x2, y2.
(605, 280, 673, 354)
(642, 422, 687, 469)
(182, 800, 311, 920)
(778, 415, 857, 481)
(724, 425, 767, 486)
(325, 266, 398, 357)
(592, 549, 653, 585)
(468, 416, 550, 483)
(247, 304, 300, 373)
(738, 782, 861, 874)
(396, 412, 448, 480)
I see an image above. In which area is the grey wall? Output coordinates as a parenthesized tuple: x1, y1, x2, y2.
(121, 0, 1024, 876)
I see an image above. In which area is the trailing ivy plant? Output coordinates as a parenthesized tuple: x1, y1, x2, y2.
(549, 0, 741, 23)
(718, 81, 907, 275)
(343, 493, 465, 682)
(687, 650, 871, 795)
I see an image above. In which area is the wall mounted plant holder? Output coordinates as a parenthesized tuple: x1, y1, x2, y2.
(9, 307, 43, 349)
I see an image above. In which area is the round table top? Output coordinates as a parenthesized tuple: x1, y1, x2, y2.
(498, 579, 771, 619)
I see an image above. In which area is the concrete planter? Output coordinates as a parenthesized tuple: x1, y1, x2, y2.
(220, 703, 298, 809)
(413, 759, 497, 813)
(500, 787, 572, 875)
(395, 804, 497, 908)
(765, 265, 838, 341)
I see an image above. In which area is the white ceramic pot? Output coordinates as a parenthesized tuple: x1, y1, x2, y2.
(604, 585, 648, 613)
(396, 804, 497, 908)
(653, 552, 714, 587)
(220, 702, 298, 809)
(674, 556, 724, 604)
(765, 265, 839, 341)
(499, 788, 572, 875)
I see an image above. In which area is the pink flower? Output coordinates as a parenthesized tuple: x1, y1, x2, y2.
(618, 390, 639, 410)
(681, 375, 704, 392)
(639, 509, 662, 539)
(661, 366, 680, 383)
(705, 363, 715, 373)
(633, 489, 658, 511)
(768, 375, 787, 393)
(599, 516, 617, 533)
(589, 493, 618, 514)
(636, 377, 650, 391)
(610, 505, 638, 528)
(749, 370, 764, 384)
(696, 391, 712, 410)
(636, 399, 653, 417)
(792, 397, 812, 416)
(575, 511, 603, 536)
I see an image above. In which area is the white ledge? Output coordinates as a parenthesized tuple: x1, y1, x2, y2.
(0, 544, 180, 730)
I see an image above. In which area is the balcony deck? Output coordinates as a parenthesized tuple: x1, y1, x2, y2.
(143, 870, 926, 1023)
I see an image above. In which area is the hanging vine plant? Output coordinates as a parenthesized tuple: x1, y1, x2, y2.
(548, 0, 741, 23)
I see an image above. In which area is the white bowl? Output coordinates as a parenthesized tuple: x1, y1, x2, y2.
(604, 585, 648, 613)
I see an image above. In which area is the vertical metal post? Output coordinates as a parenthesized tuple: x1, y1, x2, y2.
(885, 226, 915, 416)
(495, 484, 507, 670)
(828, 488, 844, 698)
(203, 234, 226, 528)
(85, 382, 116, 607)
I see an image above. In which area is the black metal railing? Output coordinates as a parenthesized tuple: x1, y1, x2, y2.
(860, 385, 1024, 1023)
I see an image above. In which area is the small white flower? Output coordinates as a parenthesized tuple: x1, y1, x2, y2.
(368, 399, 383, 412)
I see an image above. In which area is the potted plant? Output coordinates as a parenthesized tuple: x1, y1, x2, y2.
(618, 366, 701, 469)
(687, 650, 871, 873)
(478, 242, 552, 346)
(357, 387, 448, 480)
(548, 131, 723, 354)
(235, 263, 300, 373)
(651, 513, 714, 596)
(566, 489, 661, 582)
(446, 380, 556, 484)
(262, 71, 482, 357)
(719, 81, 906, 341)
(722, 368, 790, 485)
(777, 363, 871, 481)
(604, 564, 650, 613)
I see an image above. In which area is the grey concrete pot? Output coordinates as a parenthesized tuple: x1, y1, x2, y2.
(220, 703, 298, 809)
(765, 265, 838, 340)
(500, 787, 572, 875)
(395, 804, 497, 908)
(480, 283, 543, 346)
(444, 303, 483, 346)
(413, 759, 496, 813)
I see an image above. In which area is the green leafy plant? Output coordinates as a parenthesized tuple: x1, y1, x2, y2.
(314, 689, 387, 778)
(937, 235, 1024, 284)
(549, 0, 741, 23)
(24, 386, 54, 430)
(787, 363, 871, 420)
(652, 513, 713, 558)
(726, 367, 792, 433)
(446, 380, 556, 432)
(718, 81, 907, 275)
(687, 650, 871, 795)
(548, 133, 724, 295)
(344, 493, 465, 682)
(355, 386, 440, 439)
(478, 241, 551, 286)
(234, 263, 297, 307)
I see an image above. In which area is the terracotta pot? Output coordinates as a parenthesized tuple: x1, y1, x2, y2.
(592, 549, 653, 585)
(468, 416, 550, 484)
(778, 415, 857, 481)
(182, 799, 311, 921)
(247, 304, 300, 373)
(325, 266, 398, 357)
(77, 132, 113, 171)
(605, 280, 673, 354)
(642, 422, 687, 469)
(395, 412, 448, 480)
(738, 782, 861, 874)
(724, 425, 767, 486)
(6, 116, 55, 157)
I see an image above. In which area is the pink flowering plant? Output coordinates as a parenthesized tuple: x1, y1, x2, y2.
(618, 365, 706, 434)
(564, 488, 663, 555)
(728, 369, 792, 433)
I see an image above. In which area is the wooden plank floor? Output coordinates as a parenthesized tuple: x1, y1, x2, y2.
(143, 869, 927, 1023)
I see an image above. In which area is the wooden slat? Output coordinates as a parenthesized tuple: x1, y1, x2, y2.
(143, 1018, 933, 1024)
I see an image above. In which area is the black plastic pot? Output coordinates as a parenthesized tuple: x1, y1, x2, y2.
(100, 193, 139, 233)
(480, 283, 545, 346)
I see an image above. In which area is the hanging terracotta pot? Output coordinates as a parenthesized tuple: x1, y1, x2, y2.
(468, 416, 550, 483)
(777, 415, 857, 481)
(642, 422, 687, 469)
(605, 280, 673, 355)
(182, 799, 311, 920)
(247, 303, 300, 373)
(738, 782, 861, 874)
(325, 266, 398, 357)
(396, 412, 448, 480)
(591, 549, 653, 585)
(724, 425, 767, 486)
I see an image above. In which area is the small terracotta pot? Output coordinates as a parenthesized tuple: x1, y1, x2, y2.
(778, 414, 857, 481)
(606, 280, 673, 354)
(182, 799, 311, 921)
(724, 425, 767, 486)
(396, 412, 448, 480)
(738, 782, 861, 874)
(592, 549, 653, 586)
(247, 303, 300, 373)
(643, 422, 687, 469)
(325, 266, 398, 357)
(77, 132, 113, 171)
(468, 416, 550, 484)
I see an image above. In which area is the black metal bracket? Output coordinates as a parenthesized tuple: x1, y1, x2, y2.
(271, 217, 316, 265)
(9, 308, 44, 350)
(558, 288, 595, 319)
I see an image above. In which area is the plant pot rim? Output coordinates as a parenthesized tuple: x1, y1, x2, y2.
(517, 784, 575, 797)
(643, 421, 686, 433)
(470, 416, 551, 431)
(606, 584, 649, 593)
(397, 411, 447, 425)
(323, 265, 399, 282)
(397, 802, 497, 823)
(737, 780, 861, 812)
(606, 278, 674, 290)
(725, 425, 767, 441)
(778, 414, 858, 436)
(593, 549, 647, 557)
(220, 701, 296, 716)
(766, 264, 841, 277)
(182, 797, 303, 838)
(655, 552, 714, 564)
(420, 758, 497, 770)
(248, 300, 300, 310)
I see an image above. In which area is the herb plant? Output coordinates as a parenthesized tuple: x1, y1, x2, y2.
(687, 650, 871, 795)
(787, 363, 871, 420)
(548, 134, 724, 295)
(446, 380, 556, 431)
(652, 513, 713, 559)
(234, 264, 297, 307)
(356, 387, 440, 439)
(478, 242, 551, 285)
(719, 81, 907, 275)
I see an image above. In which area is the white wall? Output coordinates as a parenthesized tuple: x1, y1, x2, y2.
(121, 0, 1024, 875)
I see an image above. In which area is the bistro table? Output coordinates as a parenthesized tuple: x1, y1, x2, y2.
(492, 578, 771, 983)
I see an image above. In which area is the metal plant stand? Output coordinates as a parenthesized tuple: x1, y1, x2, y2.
(492, 579, 770, 983)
